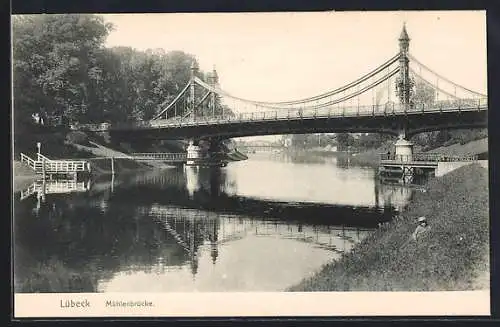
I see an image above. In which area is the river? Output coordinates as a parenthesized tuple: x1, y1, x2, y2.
(13, 151, 416, 293)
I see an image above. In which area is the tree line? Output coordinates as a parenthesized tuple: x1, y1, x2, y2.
(12, 14, 227, 134)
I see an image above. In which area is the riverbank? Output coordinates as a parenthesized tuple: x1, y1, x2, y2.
(288, 163, 489, 291)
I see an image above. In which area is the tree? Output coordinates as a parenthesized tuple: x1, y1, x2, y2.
(411, 79, 435, 107)
(12, 14, 113, 125)
(336, 133, 355, 151)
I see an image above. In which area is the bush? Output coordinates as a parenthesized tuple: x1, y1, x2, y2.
(66, 131, 89, 145)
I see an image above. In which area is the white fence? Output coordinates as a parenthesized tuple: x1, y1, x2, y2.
(20, 153, 90, 173)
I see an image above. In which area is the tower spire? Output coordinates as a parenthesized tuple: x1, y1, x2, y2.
(399, 22, 410, 54)
(396, 23, 412, 108)
(190, 60, 197, 79)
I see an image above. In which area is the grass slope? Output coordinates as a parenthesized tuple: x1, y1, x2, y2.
(427, 137, 488, 156)
(71, 141, 157, 174)
(289, 163, 489, 291)
(13, 161, 39, 192)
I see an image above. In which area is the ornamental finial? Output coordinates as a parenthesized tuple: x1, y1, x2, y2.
(399, 22, 409, 41)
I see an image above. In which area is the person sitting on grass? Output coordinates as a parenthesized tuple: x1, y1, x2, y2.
(412, 216, 431, 241)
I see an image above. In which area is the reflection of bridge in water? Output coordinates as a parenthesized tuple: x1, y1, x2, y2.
(14, 168, 418, 281)
(139, 204, 373, 276)
(19, 165, 417, 226)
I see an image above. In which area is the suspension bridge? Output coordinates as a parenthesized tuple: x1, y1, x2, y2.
(77, 25, 486, 144)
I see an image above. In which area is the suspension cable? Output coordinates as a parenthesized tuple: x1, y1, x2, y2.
(196, 67, 400, 111)
(153, 81, 191, 120)
(408, 54, 486, 97)
(305, 67, 401, 109)
(195, 53, 400, 106)
(409, 68, 461, 100)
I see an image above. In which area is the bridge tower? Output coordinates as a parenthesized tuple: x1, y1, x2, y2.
(207, 66, 219, 117)
(186, 60, 204, 165)
(190, 60, 197, 118)
(394, 23, 414, 162)
(397, 22, 412, 108)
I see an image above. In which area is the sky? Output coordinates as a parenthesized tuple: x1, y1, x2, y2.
(101, 11, 487, 140)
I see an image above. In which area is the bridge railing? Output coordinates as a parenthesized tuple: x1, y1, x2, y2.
(75, 97, 487, 132)
(130, 153, 187, 161)
(380, 152, 479, 162)
(414, 153, 479, 162)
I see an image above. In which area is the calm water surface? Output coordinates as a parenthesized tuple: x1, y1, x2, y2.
(14, 152, 415, 292)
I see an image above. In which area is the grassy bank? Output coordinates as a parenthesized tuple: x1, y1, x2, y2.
(13, 161, 39, 192)
(289, 163, 489, 291)
(14, 256, 98, 293)
(427, 137, 488, 157)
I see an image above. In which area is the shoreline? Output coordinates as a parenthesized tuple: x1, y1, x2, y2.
(288, 163, 489, 291)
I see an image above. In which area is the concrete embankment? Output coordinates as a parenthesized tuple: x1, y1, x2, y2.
(289, 163, 489, 291)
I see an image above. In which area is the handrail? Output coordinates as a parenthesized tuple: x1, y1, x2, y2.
(21, 152, 90, 173)
(130, 152, 188, 161)
(380, 153, 479, 162)
(20, 153, 36, 169)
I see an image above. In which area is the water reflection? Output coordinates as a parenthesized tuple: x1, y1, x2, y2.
(14, 153, 419, 293)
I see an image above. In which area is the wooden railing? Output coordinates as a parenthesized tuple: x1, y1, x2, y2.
(34, 160, 88, 173)
(20, 153, 90, 173)
(20, 153, 37, 170)
(20, 182, 37, 200)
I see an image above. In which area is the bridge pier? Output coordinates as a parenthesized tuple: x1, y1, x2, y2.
(185, 139, 227, 167)
(394, 132, 414, 162)
(379, 130, 418, 183)
(186, 140, 204, 166)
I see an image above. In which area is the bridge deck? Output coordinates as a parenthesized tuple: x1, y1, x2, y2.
(76, 99, 487, 133)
